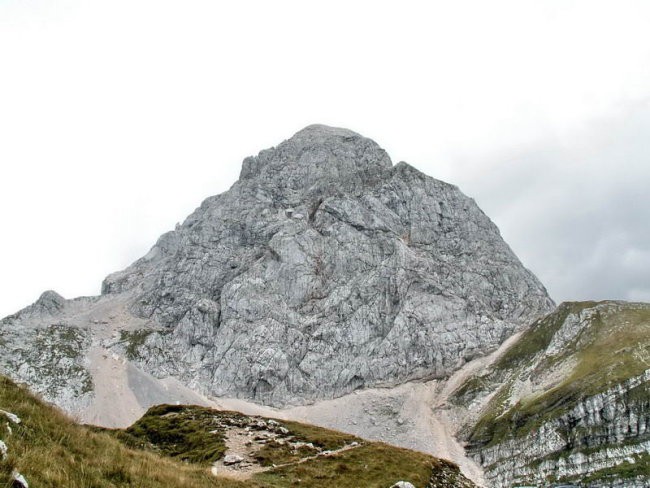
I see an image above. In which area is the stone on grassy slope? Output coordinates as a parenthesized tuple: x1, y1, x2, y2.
(0, 410, 20, 425)
(223, 454, 244, 465)
(12, 471, 29, 488)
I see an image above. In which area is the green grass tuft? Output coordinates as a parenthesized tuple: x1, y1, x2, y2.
(119, 329, 154, 360)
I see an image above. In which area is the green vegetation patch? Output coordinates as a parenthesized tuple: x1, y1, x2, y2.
(119, 329, 154, 360)
(115, 404, 361, 468)
(465, 380, 517, 447)
(119, 404, 228, 464)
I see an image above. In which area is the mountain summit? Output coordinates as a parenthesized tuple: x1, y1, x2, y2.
(1, 125, 553, 421)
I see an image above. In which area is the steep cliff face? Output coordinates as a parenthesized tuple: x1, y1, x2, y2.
(451, 301, 650, 487)
(99, 125, 553, 405)
(0, 124, 552, 414)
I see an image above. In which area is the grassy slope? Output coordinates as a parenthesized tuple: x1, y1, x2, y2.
(455, 301, 650, 450)
(0, 376, 243, 488)
(106, 403, 362, 467)
(0, 377, 474, 487)
(113, 404, 470, 488)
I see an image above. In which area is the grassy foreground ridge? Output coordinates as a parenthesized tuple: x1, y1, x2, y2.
(0, 376, 474, 487)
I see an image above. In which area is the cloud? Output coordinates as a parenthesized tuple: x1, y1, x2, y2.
(448, 101, 650, 303)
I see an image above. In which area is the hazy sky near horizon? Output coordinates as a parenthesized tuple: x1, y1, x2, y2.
(1, 1, 650, 318)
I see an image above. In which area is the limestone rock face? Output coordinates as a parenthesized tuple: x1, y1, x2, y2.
(451, 301, 650, 487)
(0, 125, 553, 410)
(473, 371, 650, 487)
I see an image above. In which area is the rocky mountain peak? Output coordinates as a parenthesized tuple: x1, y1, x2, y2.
(1, 126, 647, 487)
(238, 124, 392, 206)
(8, 290, 66, 319)
(95, 126, 554, 405)
(279, 123, 367, 146)
(36, 290, 65, 308)
(3, 125, 554, 412)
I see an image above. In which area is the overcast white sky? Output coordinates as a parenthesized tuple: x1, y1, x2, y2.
(1, 0, 649, 318)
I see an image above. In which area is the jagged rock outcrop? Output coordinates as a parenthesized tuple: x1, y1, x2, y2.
(0, 292, 93, 412)
(451, 301, 650, 487)
(0, 124, 552, 413)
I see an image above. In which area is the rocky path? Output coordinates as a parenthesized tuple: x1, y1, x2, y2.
(256, 442, 362, 472)
(211, 425, 362, 480)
